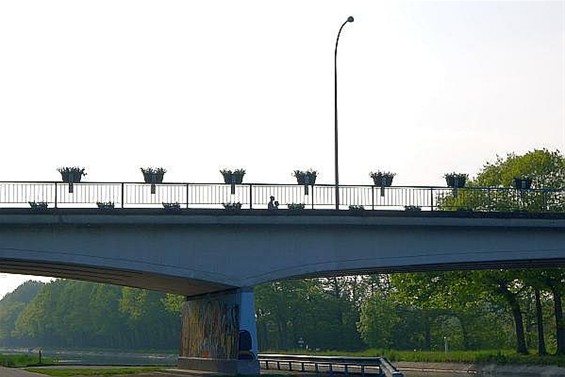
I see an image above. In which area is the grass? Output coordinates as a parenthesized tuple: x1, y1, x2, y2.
(265, 349, 565, 367)
(25, 367, 165, 376)
(0, 354, 55, 367)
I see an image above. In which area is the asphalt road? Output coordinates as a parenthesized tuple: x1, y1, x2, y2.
(0, 366, 45, 377)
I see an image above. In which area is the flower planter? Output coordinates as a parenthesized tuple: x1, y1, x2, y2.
(370, 171, 395, 197)
(288, 203, 306, 210)
(371, 175, 394, 187)
(223, 202, 242, 212)
(141, 167, 166, 194)
(292, 170, 317, 195)
(444, 174, 467, 188)
(220, 169, 246, 184)
(58, 167, 86, 193)
(163, 202, 181, 211)
(29, 201, 48, 210)
(96, 201, 115, 209)
(514, 177, 532, 190)
(220, 169, 246, 195)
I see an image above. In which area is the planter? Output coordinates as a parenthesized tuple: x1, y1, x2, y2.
(444, 173, 468, 188)
(348, 205, 365, 211)
(141, 167, 166, 194)
(370, 173, 395, 187)
(369, 171, 395, 197)
(220, 169, 246, 185)
(141, 167, 166, 184)
(29, 201, 48, 210)
(514, 177, 532, 190)
(58, 167, 86, 193)
(288, 203, 305, 210)
(292, 170, 317, 185)
(223, 202, 242, 211)
(58, 167, 86, 183)
(96, 201, 115, 209)
(163, 202, 181, 211)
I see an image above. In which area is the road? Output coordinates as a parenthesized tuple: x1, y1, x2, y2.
(0, 367, 45, 377)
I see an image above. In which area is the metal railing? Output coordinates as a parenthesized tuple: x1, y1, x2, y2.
(258, 354, 385, 376)
(0, 180, 563, 212)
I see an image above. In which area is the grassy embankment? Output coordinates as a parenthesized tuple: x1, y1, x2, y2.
(0, 353, 55, 367)
(292, 349, 565, 367)
(263, 349, 565, 367)
(24, 367, 165, 376)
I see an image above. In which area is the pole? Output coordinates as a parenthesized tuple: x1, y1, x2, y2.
(334, 16, 354, 210)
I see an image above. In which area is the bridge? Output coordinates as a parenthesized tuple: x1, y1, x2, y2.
(0, 180, 564, 374)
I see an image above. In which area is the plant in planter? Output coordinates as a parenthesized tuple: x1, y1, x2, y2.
(29, 201, 48, 209)
(292, 169, 318, 185)
(514, 176, 533, 190)
(220, 169, 246, 184)
(287, 203, 306, 210)
(57, 166, 86, 193)
(140, 167, 167, 184)
(369, 171, 396, 187)
(222, 202, 242, 210)
(444, 172, 468, 188)
(348, 205, 365, 211)
(96, 201, 115, 209)
(57, 167, 87, 183)
(163, 202, 181, 210)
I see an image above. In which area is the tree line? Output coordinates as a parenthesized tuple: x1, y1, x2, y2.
(0, 149, 563, 354)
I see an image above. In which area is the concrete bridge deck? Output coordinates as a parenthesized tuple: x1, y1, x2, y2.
(1, 208, 564, 296)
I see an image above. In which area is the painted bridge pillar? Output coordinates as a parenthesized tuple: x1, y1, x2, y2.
(178, 287, 260, 375)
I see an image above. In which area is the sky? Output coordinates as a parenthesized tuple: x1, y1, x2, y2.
(0, 0, 564, 299)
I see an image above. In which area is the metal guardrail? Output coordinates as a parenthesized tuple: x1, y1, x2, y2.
(0, 181, 562, 212)
(258, 353, 403, 377)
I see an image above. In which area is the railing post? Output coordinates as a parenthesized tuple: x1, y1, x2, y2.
(430, 187, 434, 211)
(186, 183, 190, 209)
(312, 185, 315, 210)
(543, 189, 548, 211)
(249, 184, 253, 209)
(487, 187, 492, 211)
(54, 182, 58, 208)
(121, 183, 125, 208)
(371, 185, 375, 210)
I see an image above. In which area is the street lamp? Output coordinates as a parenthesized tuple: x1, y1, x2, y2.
(334, 16, 354, 210)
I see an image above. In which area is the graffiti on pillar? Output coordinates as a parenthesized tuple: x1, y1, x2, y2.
(180, 293, 239, 360)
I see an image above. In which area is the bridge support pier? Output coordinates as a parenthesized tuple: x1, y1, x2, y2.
(178, 287, 260, 375)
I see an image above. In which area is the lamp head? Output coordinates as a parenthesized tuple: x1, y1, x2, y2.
(347, 16, 354, 23)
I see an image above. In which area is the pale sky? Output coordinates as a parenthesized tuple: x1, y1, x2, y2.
(0, 0, 564, 299)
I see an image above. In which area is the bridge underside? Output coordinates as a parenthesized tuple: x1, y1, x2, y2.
(0, 259, 233, 296)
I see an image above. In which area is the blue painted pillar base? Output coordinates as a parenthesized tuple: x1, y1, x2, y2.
(178, 288, 259, 375)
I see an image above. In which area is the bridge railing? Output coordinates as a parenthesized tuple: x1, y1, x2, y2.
(0, 181, 563, 212)
(258, 353, 403, 377)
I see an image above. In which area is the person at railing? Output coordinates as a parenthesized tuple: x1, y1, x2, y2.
(268, 196, 278, 210)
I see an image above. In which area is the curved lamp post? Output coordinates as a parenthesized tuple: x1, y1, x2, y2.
(334, 16, 354, 210)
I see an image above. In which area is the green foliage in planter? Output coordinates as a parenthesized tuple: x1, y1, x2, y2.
(222, 202, 242, 210)
(220, 169, 246, 184)
(444, 172, 468, 188)
(348, 205, 365, 211)
(292, 169, 318, 185)
(29, 201, 48, 209)
(162, 202, 181, 209)
(140, 167, 167, 183)
(288, 203, 306, 210)
(369, 171, 396, 187)
(57, 166, 86, 183)
(96, 201, 115, 209)
(514, 176, 533, 189)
